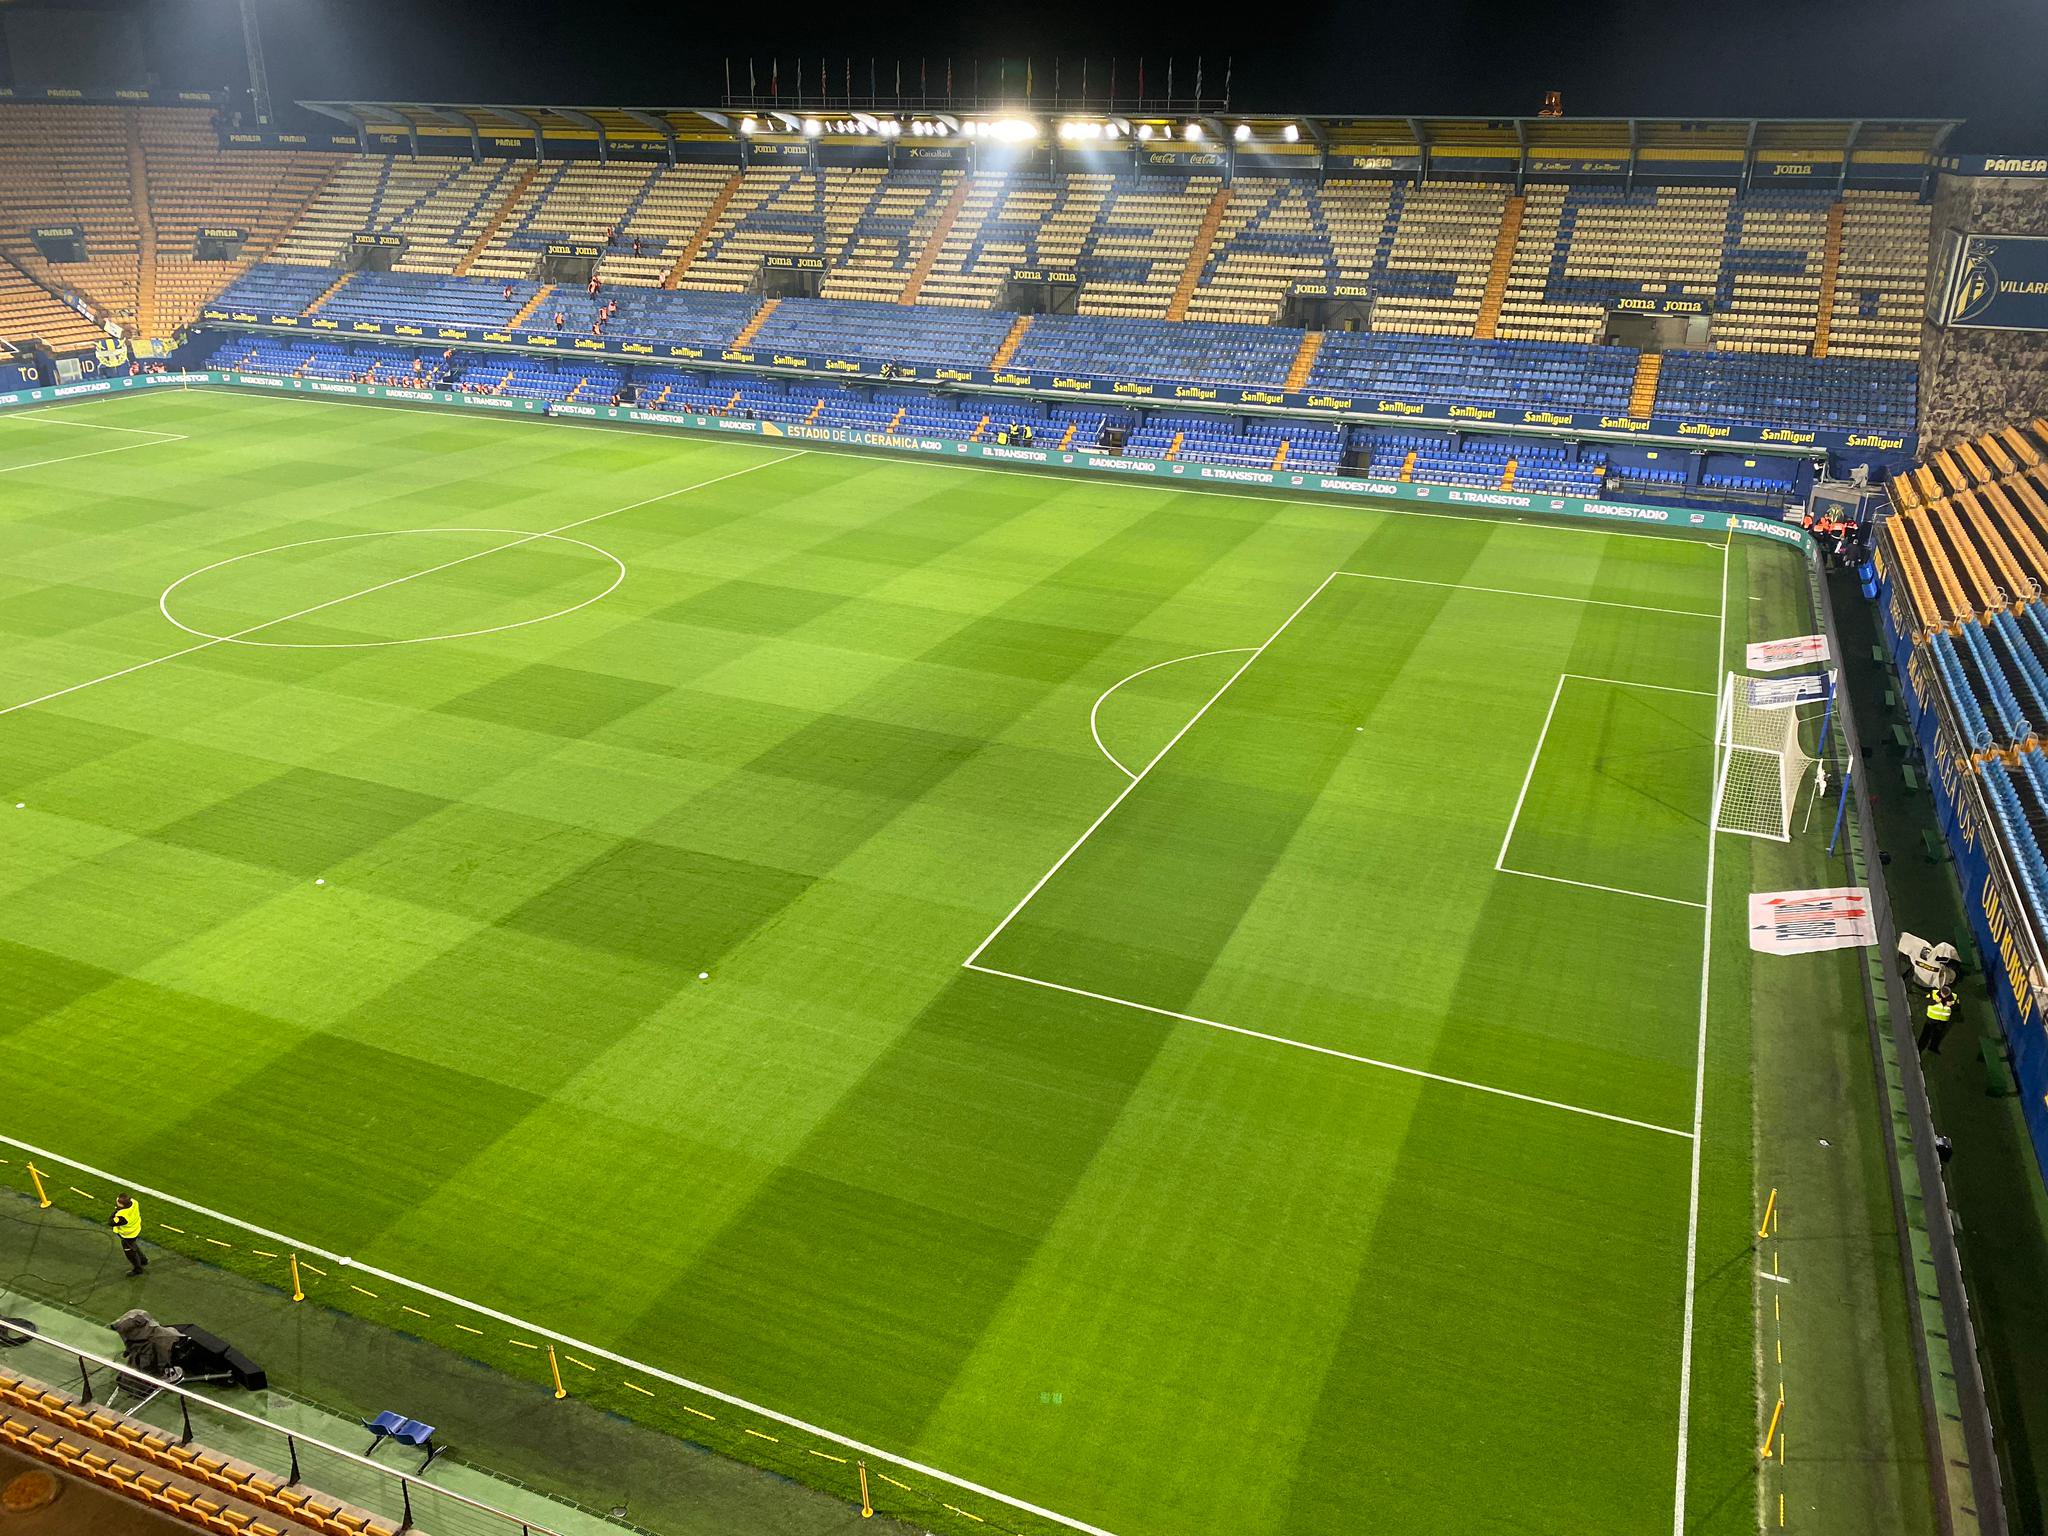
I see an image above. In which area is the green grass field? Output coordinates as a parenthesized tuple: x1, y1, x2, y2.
(0, 388, 1925, 1535)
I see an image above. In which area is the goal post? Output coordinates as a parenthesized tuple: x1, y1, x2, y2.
(1713, 672, 1817, 842)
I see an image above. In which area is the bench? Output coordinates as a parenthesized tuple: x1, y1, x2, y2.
(1872, 643, 1887, 664)
(1902, 763, 1922, 793)
(361, 1411, 444, 1473)
(1892, 723, 1913, 751)
(1922, 828, 1945, 863)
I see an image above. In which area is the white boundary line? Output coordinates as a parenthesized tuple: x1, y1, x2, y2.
(1671, 534, 1731, 1535)
(0, 410, 184, 437)
(963, 571, 1340, 968)
(1493, 672, 1716, 909)
(964, 961, 1693, 1139)
(0, 1131, 1118, 1536)
(0, 436, 185, 477)
(1087, 647, 1254, 779)
(1333, 569, 1718, 618)
(1495, 674, 1568, 870)
(1494, 865, 1708, 911)
(0, 451, 802, 719)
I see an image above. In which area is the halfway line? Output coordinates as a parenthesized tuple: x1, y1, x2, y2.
(0, 449, 803, 719)
(966, 962, 1693, 1139)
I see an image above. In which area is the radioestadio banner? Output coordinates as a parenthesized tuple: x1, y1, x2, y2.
(1940, 234, 2048, 333)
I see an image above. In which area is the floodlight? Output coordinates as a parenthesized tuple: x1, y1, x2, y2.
(739, 117, 757, 135)
(1233, 123, 1251, 142)
(803, 118, 821, 136)
(1185, 123, 1204, 142)
(1137, 124, 1153, 140)
(1282, 123, 1300, 142)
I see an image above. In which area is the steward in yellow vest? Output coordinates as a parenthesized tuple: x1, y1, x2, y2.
(109, 1194, 147, 1276)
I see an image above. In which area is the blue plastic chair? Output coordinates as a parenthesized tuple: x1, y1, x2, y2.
(363, 1410, 446, 1472)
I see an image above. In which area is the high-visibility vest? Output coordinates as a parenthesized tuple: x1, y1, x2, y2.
(111, 1201, 141, 1239)
(1926, 998, 1953, 1023)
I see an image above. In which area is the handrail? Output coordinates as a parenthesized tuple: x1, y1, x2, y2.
(0, 1320, 562, 1536)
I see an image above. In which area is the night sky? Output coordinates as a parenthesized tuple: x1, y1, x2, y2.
(47, 0, 2048, 149)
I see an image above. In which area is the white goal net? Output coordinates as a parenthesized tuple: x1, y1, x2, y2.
(1713, 673, 1816, 842)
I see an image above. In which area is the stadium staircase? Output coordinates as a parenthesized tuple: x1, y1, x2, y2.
(303, 271, 355, 315)
(886, 404, 905, 431)
(732, 297, 778, 348)
(1058, 421, 1077, 450)
(1283, 330, 1323, 390)
(897, 177, 975, 305)
(123, 109, 159, 343)
(507, 282, 554, 329)
(454, 163, 540, 276)
(1812, 199, 1847, 358)
(1399, 449, 1417, 481)
(1165, 187, 1233, 322)
(1500, 456, 1518, 489)
(1166, 429, 1184, 460)
(1472, 193, 1525, 340)
(1628, 351, 1663, 418)
(1271, 439, 1290, 470)
(971, 412, 990, 440)
(661, 171, 744, 288)
(989, 313, 1033, 367)
(802, 396, 826, 424)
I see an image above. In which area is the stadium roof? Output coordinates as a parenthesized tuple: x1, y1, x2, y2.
(299, 102, 1960, 167)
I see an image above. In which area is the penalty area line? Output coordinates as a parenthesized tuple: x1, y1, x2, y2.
(964, 962, 1694, 1140)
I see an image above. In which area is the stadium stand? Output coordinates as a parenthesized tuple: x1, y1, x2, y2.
(667, 167, 895, 292)
(131, 110, 343, 334)
(0, 1364, 397, 1536)
(1371, 181, 1510, 336)
(915, 171, 1108, 308)
(1006, 310, 1302, 387)
(265, 155, 524, 273)
(0, 256, 105, 350)
(1498, 184, 1733, 344)
(0, 104, 144, 332)
(744, 295, 1013, 366)
(0, 103, 340, 341)
(1827, 191, 1930, 360)
(1305, 331, 1638, 413)
(1654, 348, 1917, 433)
(1078, 174, 1223, 319)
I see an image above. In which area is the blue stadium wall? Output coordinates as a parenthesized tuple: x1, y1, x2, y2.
(1876, 561, 2048, 1189)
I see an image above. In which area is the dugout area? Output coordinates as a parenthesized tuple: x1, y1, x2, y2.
(0, 388, 1934, 1536)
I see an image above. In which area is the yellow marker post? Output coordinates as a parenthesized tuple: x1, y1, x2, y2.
(1759, 1392, 1784, 1460)
(547, 1345, 567, 1400)
(25, 1163, 50, 1210)
(858, 1461, 873, 1519)
(289, 1253, 305, 1303)
(1757, 1187, 1778, 1238)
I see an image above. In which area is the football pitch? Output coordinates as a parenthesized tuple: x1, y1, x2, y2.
(0, 388, 1857, 1534)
